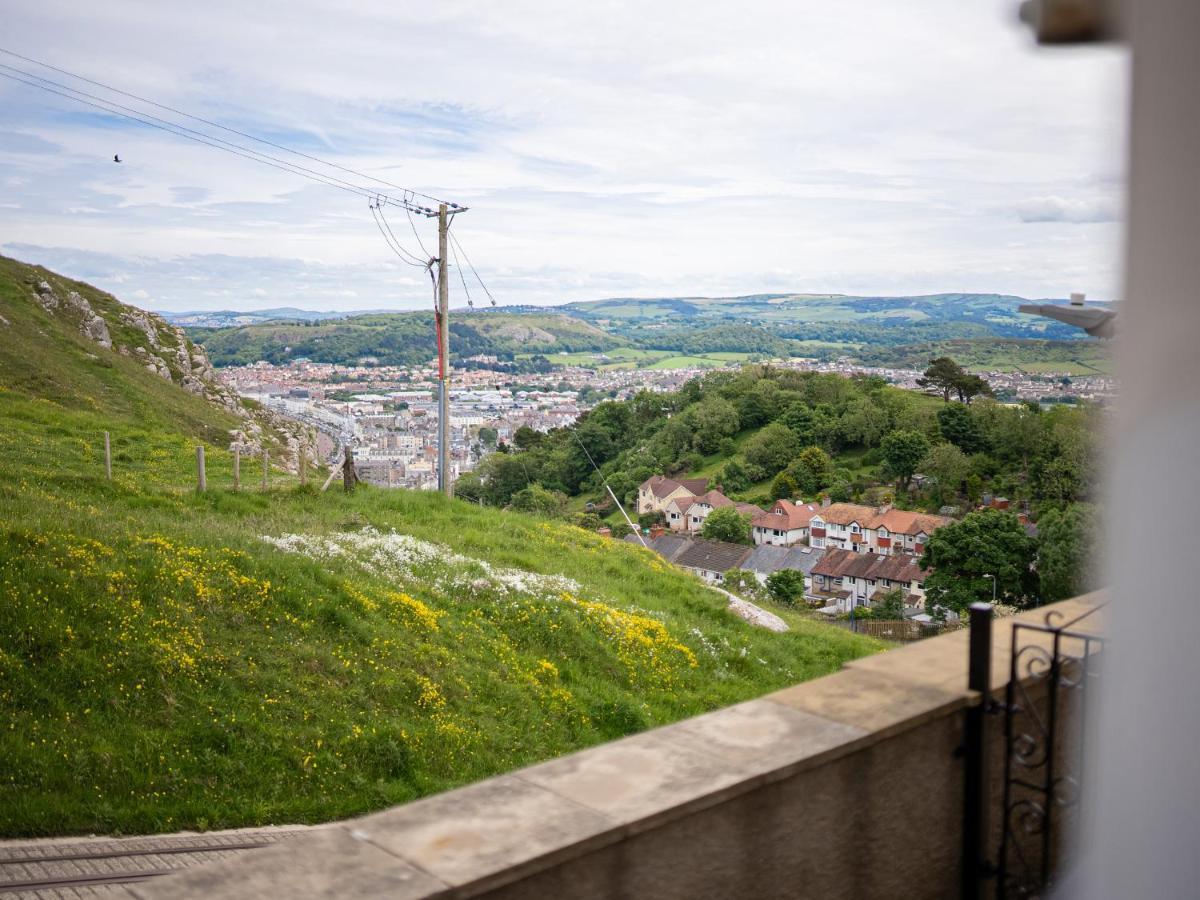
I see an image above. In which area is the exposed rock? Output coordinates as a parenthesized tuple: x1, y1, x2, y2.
(181, 375, 205, 395)
(82, 312, 112, 349)
(120, 308, 163, 350)
(32, 284, 59, 312)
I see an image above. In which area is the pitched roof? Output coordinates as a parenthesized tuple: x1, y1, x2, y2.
(693, 489, 734, 509)
(641, 474, 700, 500)
(812, 503, 951, 536)
(751, 499, 820, 531)
(678, 478, 709, 495)
(735, 502, 765, 517)
(623, 532, 691, 562)
(812, 548, 929, 583)
(779, 545, 826, 576)
(742, 544, 790, 575)
(674, 538, 753, 574)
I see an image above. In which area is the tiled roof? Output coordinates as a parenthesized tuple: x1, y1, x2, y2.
(812, 548, 929, 583)
(674, 539, 753, 574)
(694, 490, 734, 509)
(751, 499, 820, 531)
(812, 503, 951, 536)
(742, 544, 790, 575)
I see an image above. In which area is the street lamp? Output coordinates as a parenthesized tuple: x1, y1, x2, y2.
(983, 573, 996, 605)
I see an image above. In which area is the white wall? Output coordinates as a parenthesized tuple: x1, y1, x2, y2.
(1075, 2, 1200, 896)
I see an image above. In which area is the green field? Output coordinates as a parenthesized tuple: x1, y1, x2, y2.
(541, 347, 753, 371)
(0, 257, 880, 836)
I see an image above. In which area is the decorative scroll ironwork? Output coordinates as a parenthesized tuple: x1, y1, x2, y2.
(994, 605, 1105, 898)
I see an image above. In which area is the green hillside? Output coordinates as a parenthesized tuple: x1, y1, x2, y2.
(188, 291, 1109, 372)
(0, 256, 879, 837)
(190, 309, 620, 368)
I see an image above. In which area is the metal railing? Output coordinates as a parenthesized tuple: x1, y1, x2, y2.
(962, 601, 1106, 898)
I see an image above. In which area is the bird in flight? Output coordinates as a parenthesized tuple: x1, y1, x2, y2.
(113, 154, 121, 163)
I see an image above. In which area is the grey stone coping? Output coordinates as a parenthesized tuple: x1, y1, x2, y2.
(136, 596, 1104, 899)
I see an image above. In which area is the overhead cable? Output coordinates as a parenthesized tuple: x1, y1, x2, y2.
(0, 45, 451, 206)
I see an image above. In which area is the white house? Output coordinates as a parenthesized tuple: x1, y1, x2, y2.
(750, 500, 821, 547)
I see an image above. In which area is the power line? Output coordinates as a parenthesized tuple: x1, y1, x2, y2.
(369, 203, 426, 268)
(405, 204, 434, 258)
(0, 64, 455, 218)
(372, 201, 430, 266)
(449, 238, 474, 307)
(449, 232, 497, 306)
(0, 45, 453, 207)
(0, 68, 415, 209)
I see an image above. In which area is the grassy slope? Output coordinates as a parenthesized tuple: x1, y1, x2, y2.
(0, 261, 880, 837)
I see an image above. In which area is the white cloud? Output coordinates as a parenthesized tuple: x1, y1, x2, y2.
(0, 0, 1129, 309)
(1016, 195, 1121, 224)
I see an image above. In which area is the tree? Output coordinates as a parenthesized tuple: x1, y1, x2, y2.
(766, 569, 807, 607)
(922, 509, 1038, 614)
(870, 587, 906, 620)
(742, 422, 801, 481)
(512, 426, 542, 450)
(478, 426, 498, 448)
(701, 507, 752, 544)
(510, 484, 568, 518)
(919, 443, 970, 501)
(723, 569, 763, 599)
(688, 397, 740, 454)
(791, 445, 833, 494)
(1036, 504, 1100, 603)
(880, 430, 930, 492)
(937, 403, 988, 454)
(771, 471, 799, 500)
(917, 357, 967, 402)
(610, 521, 634, 539)
(955, 373, 993, 405)
(720, 459, 750, 493)
(1033, 456, 1084, 504)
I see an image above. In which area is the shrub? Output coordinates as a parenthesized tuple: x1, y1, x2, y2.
(766, 569, 807, 607)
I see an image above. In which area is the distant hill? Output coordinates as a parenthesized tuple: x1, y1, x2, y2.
(161, 308, 377, 328)
(0, 255, 879, 836)
(175, 291, 1110, 371)
(189, 309, 621, 368)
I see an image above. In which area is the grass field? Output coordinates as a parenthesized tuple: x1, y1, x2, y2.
(0, 260, 881, 837)
(540, 347, 754, 371)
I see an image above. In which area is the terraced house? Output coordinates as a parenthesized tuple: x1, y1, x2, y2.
(808, 502, 952, 556)
(810, 547, 930, 612)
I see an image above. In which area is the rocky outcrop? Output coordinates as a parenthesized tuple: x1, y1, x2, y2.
(33, 281, 112, 349)
(26, 275, 318, 465)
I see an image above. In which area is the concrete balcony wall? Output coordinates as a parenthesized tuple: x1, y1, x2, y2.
(136, 595, 1104, 900)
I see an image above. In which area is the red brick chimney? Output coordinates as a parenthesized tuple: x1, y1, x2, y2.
(822, 495, 831, 508)
(597, 527, 613, 538)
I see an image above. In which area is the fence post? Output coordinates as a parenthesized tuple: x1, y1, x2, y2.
(962, 602, 994, 899)
(343, 446, 358, 493)
(103, 431, 112, 481)
(233, 446, 241, 491)
(196, 445, 206, 493)
(299, 446, 307, 487)
(261, 448, 269, 490)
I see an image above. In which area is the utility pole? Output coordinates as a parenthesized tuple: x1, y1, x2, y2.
(436, 201, 452, 497)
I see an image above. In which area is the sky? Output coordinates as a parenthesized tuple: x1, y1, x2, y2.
(0, 1, 1129, 312)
